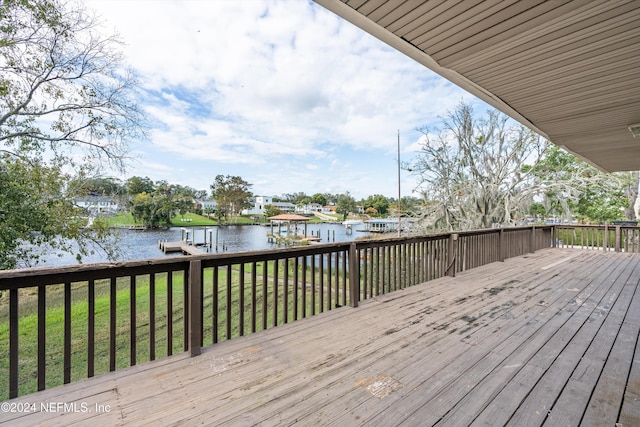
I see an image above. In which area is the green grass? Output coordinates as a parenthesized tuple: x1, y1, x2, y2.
(98, 212, 268, 228)
(171, 212, 217, 226)
(0, 259, 352, 400)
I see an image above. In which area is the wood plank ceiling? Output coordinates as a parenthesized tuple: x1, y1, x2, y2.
(314, 0, 640, 172)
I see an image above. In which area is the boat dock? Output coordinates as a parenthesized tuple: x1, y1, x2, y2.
(158, 241, 206, 255)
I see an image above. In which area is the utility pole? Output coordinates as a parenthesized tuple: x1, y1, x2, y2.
(397, 129, 401, 237)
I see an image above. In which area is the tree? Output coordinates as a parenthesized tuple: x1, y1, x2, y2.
(125, 176, 155, 196)
(411, 102, 635, 232)
(310, 193, 327, 206)
(363, 194, 390, 216)
(210, 175, 252, 223)
(264, 204, 283, 218)
(336, 192, 356, 221)
(529, 146, 634, 224)
(411, 102, 549, 231)
(70, 176, 123, 196)
(0, 0, 144, 268)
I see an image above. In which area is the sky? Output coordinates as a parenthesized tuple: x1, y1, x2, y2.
(86, 0, 483, 200)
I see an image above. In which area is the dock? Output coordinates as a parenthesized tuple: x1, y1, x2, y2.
(158, 241, 206, 255)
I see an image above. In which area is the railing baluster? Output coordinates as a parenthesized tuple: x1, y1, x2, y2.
(183, 270, 189, 352)
(342, 249, 347, 306)
(110, 277, 116, 371)
(284, 258, 289, 323)
(167, 272, 173, 356)
(376, 247, 381, 295)
(226, 264, 232, 340)
(362, 248, 368, 300)
(273, 259, 279, 327)
(327, 254, 332, 310)
(334, 252, 340, 307)
(311, 255, 316, 315)
(64, 282, 71, 383)
(293, 256, 299, 321)
(38, 285, 46, 390)
(9, 288, 18, 398)
(262, 261, 267, 330)
(88, 279, 95, 377)
(251, 261, 257, 333)
(130, 276, 136, 366)
(239, 262, 245, 336)
(302, 255, 307, 319)
(149, 274, 156, 361)
(319, 255, 324, 312)
(213, 266, 219, 344)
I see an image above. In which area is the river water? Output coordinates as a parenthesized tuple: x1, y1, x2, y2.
(31, 223, 371, 268)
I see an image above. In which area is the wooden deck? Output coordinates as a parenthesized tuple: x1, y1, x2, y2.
(3, 248, 640, 426)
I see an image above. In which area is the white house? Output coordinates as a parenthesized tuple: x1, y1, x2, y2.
(195, 199, 217, 212)
(242, 196, 295, 215)
(295, 203, 323, 215)
(74, 195, 119, 214)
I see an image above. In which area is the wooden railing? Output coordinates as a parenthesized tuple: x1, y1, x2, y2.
(555, 224, 640, 253)
(1, 225, 554, 399)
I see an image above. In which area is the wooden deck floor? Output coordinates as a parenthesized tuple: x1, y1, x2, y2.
(3, 248, 640, 426)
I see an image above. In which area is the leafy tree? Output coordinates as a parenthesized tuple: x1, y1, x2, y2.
(126, 176, 155, 196)
(528, 146, 633, 224)
(264, 204, 283, 218)
(364, 207, 378, 216)
(128, 181, 196, 228)
(70, 176, 123, 196)
(210, 175, 252, 223)
(0, 158, 115, 269)
(363, 194, 390, 216)
(336, 192, 356, 221)
(0, 0, 144, 268)
(310, 193, 327, 206)
(281, 192, 308, 204)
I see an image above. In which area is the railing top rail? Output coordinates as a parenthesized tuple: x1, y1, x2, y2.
(0, 242, 356, 290)
(555, 224, 640, 229)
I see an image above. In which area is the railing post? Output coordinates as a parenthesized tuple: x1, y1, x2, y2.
(349, 242, 360, 308)
(499, 228, 505, 262)
(530, 226, 536, 253)
(447, 233, 458, 277)
(552, 226, 557, 248)
(189, 259, 202, 357)
(604, 225, 609, 251)
(615, 225, 622, 252)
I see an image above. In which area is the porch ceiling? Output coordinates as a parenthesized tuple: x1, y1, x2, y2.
(314, 0, 640, 172)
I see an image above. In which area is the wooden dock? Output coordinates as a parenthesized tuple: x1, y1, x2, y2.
(3, 248, 639, 426)
(158, 241, 206, 255)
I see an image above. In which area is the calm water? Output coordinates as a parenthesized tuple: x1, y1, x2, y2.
(30, 223, 370, 268)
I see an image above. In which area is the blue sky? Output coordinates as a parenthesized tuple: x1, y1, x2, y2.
(87, 0, 482, 200)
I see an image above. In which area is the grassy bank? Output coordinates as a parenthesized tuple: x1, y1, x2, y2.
(98, 212, 278, 228)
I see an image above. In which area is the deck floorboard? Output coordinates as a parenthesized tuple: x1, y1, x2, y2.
(2, 248, 639, 426)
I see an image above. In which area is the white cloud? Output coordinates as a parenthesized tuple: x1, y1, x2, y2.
(86, 0, 480, 199)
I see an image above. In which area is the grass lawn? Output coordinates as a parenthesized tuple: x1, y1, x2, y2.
(97, 212, 269, 228)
